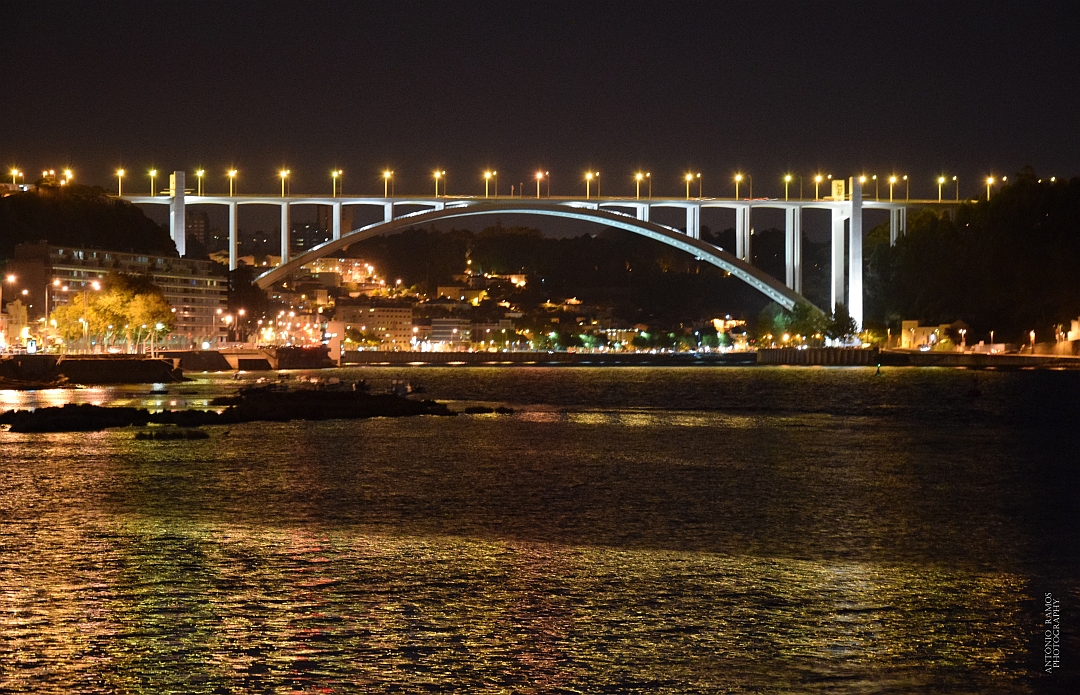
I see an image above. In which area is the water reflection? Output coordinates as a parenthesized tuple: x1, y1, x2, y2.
(1, 367, 1076, 692)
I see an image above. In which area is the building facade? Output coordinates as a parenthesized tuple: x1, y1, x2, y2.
(7, 242, 228, 348)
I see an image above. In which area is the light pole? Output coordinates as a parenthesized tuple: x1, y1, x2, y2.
(889, 175, 897, 202)
(195, 169, 205, 196)
(904, 175, 909, 201)
(383, 170, 393, 197)
(872, 174, 879, 200)
(536, 171, 544, 198)
(228, 169, 238, 196)
(8, 168, 16, 185)
(434, 170, 445, 197)
(734, 173, 752, 200)
(484, 170, 496, 198)
(279, 169, 290, 197)
(685, 173, 693, 199)
(953, 175, 958, 201)
(332, 169, 343, 196)
(938, 176, 945, 202)
(646, 172, 651, 198)
(635, 172, 644, 199)
(116, 169, 125, 196)
(696, 173, 702, 198)
(149, 169, 157, 196)
(784, 174, 792, 201)
(63, 169, 73, 184)
(986, 176, 994, 200)
(814, 174, 822, 200)
(585, 172, 594, 199)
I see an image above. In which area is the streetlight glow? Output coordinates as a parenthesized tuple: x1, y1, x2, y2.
(227, 169, 238, 196)
(279, 169, 290, 197)
(148, 169, 157, 196)
(116, 169, 125, 196)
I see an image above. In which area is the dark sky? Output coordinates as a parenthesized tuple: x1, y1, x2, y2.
(2, 1, 1077, 201)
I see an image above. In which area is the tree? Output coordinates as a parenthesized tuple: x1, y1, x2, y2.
(825, 303, 858, 342)
(47, 273, 174, 352)
(788, 301, 827, 339)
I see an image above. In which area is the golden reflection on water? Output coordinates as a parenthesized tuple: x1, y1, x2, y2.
(0, 517, 1033, 692)
(2, 367, 1074, 692)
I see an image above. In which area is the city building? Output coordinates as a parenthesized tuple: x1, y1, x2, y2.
(6, 241, 227, 348)
(429, 317, 472, 347)
(337, 305, 415, 347)
(185, 209, 211, 246)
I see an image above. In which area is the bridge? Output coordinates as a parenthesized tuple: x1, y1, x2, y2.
(125, 171, 948, 328)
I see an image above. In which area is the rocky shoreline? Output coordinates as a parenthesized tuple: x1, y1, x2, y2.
(0, 389, 455, 433)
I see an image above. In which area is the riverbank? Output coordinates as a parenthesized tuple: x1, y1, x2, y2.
(341, 350, 757, 366)
(758, 347, 1080, 368)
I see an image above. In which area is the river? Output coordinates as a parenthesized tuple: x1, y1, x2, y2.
(1, 366, 1076, 692)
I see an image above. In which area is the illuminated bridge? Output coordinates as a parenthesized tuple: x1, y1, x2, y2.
(126, 171, 945, 328)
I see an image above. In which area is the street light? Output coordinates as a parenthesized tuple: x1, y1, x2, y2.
(149, 169, 157, 196)
(331, 169, 343, 196)
(434, 170, 445, 197)
(784, 174, 792, 201)
(903, 175, 909, 201)
(635, 172, 644, 199)
(986, 176, 994, 200)
(383, 170, 394, 197)
(484, 170, 498, 198)
(116, 169, 125, 196)
(585, 171, 599, 199)
(195, 169, 205, 196)
(814, 174, 823, 200)
(685, 173, 694, 199)
(63, 169, 73, 183)
(953, 175, 958, 201)
(279, 169, 290, 197)
(938, 176, 946, 202)
(734, 173, 752, 200)
(872, 174, 879, 200)
(889, 175, 897, 202)
(228, 169, 238, 196)
(9, 168, 17, 185)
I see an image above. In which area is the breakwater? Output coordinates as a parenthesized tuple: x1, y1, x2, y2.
(0, 355, 184, 385)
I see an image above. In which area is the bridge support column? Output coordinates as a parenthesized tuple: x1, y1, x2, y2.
(279, 203, 290, 266)
(889, 208, 899, 246)
(848, 177, 863, 330)
(332, 202, 342, 241)
(785, 206, 802, 293)
(384, 202, 393, 223)
(831, 207, 846, 313)
(169, 170, 186, 257)
(228, 201, 238, 270)
(735, 206, 751, 262)
(685, 205, 700, 239)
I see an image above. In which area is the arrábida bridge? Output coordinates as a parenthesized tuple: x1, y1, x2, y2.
(126, 171, 939, 329)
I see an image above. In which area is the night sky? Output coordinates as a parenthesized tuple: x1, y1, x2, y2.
(3, 1, 1077, 203)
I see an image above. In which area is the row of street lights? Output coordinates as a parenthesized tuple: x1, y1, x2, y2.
(12, 165, 1011, 201)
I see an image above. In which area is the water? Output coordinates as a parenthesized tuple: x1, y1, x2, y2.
(1, 366, 1077, 693)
